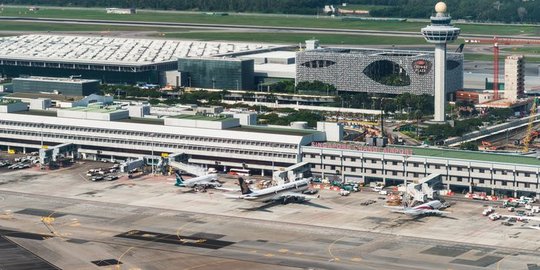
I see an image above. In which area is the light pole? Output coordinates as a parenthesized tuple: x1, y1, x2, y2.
(40, 123, 44, 149)
(150, 133, 155, 176)
(236, 79, 239, 91)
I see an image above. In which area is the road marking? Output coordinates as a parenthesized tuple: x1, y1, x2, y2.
(264, 253, 274, 257)
(327, 236, 345, 262)
(278, 249, 288, 253)
(351, 257, 362, 262)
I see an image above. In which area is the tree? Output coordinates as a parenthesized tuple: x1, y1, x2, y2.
(460, 141, 479, 151)
(517, 7, 527, 23)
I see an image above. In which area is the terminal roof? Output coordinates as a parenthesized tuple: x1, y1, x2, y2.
(0, 35, 277, 66)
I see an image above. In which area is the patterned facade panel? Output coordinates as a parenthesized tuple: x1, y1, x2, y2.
(296, 49, 463, 95)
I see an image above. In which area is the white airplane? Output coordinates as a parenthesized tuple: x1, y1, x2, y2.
(227, 177, 318, 204)
(386, 200, 450, 217)
(174, 171, 221, 192)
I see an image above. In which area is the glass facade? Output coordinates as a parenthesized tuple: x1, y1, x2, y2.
(0, 65, 163, 85)
(178, 58, 254, 90)
(12, 78, 100, 96)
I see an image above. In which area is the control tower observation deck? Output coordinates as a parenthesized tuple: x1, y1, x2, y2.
(421, 2, 461, 122)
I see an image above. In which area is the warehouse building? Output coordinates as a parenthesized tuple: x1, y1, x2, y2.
(296, 47, 464, 96)
(13, 76, 100, 96)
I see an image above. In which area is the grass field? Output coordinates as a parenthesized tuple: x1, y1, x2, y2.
(339, 5, 387, 11)
(501, 47, 540, 54)
(0, 21, 184, 32)
(0, 7, 539, 36)
(465, 53, 540, 63)
(159, 31, 428, 45)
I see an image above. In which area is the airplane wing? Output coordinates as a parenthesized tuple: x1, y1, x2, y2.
(215, 187, 240, 192)
(271, 192, 319, 202)
(384, 205, 406, 210)
(392, 209, 449, 216)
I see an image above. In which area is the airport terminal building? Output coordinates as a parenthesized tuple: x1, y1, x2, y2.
(296, 48, 464, 95)
(0, 35, 278, 85)
(0, 100, 538, 197)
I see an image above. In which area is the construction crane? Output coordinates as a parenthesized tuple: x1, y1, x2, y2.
(465, 37, 540, 100)
(523, 97, 539, 153)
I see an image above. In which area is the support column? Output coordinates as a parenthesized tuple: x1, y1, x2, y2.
(434, 44, 447, 122)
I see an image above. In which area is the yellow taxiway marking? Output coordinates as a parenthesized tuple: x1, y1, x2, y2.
(327, 236, 345, 262)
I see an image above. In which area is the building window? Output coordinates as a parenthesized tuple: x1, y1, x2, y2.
(413, 173, 419, 178)
(311, 154, 316, 158)
(330, 156, 336, 160)
(392, 171, 398, 176)
(524, 183, 530, 188)
(501, 181, 507, 186)
(479, 179, 485, 184)
(457, 177, 463, 182)
(525, 173, 531, 177)
(413, 163, 419, 167)
(392, 161, 398, 165)
(351, 168, 356, 172)
(371, 169, 376, 174)
(351, 157, 356, 162)
(435, 165, 441, 169)
(371, 159, 376, 164)
(331, 166, 336, 170)
(479, 169, 485, 173)
(501, 170, 508, 175)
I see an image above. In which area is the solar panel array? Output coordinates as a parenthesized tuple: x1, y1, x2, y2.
(0, 35, 272, 65)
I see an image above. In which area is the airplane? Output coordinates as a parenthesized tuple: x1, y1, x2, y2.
(226, 177, 318, 204)
(174, 171, 221, 192)
(385, 200, 450, 217)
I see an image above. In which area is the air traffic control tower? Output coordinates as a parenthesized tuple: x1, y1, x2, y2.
(421, 2, 460, 122)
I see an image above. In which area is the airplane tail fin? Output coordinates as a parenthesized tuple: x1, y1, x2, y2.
(174, 171, 184, 187)
(238, 177, 252, 195)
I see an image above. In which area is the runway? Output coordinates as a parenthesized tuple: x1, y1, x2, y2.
(1, 16, 539, 40)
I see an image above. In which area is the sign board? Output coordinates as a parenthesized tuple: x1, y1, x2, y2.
(412, 59, 432, 75)
(7, 149, 15, 154)
(161, 153, 169, 158)
(312, 142, 413, 155)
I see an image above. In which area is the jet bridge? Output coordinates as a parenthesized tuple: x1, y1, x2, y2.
(273, 161, 311, 185)
(39, 143, 77, 168)
(399, 173, 443, 205)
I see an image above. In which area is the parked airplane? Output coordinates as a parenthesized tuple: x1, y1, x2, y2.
(386, 200, 449, 217)
(227, 177, 318, 204)
(174, 171, 221, 192)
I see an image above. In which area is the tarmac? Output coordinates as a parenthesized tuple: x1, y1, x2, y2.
(0, 158, 540, 270)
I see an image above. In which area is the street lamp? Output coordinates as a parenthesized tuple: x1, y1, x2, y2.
(40, 123, 44, 149)
(150, 133, 155, 176)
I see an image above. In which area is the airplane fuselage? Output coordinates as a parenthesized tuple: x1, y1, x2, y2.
(242, 179, 310, 202)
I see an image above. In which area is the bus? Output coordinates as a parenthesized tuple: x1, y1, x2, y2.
(228, 168, 250, 176)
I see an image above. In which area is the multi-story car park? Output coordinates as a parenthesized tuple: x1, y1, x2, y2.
(0, 100, 538, 197)
(296, 47, 464, 96)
